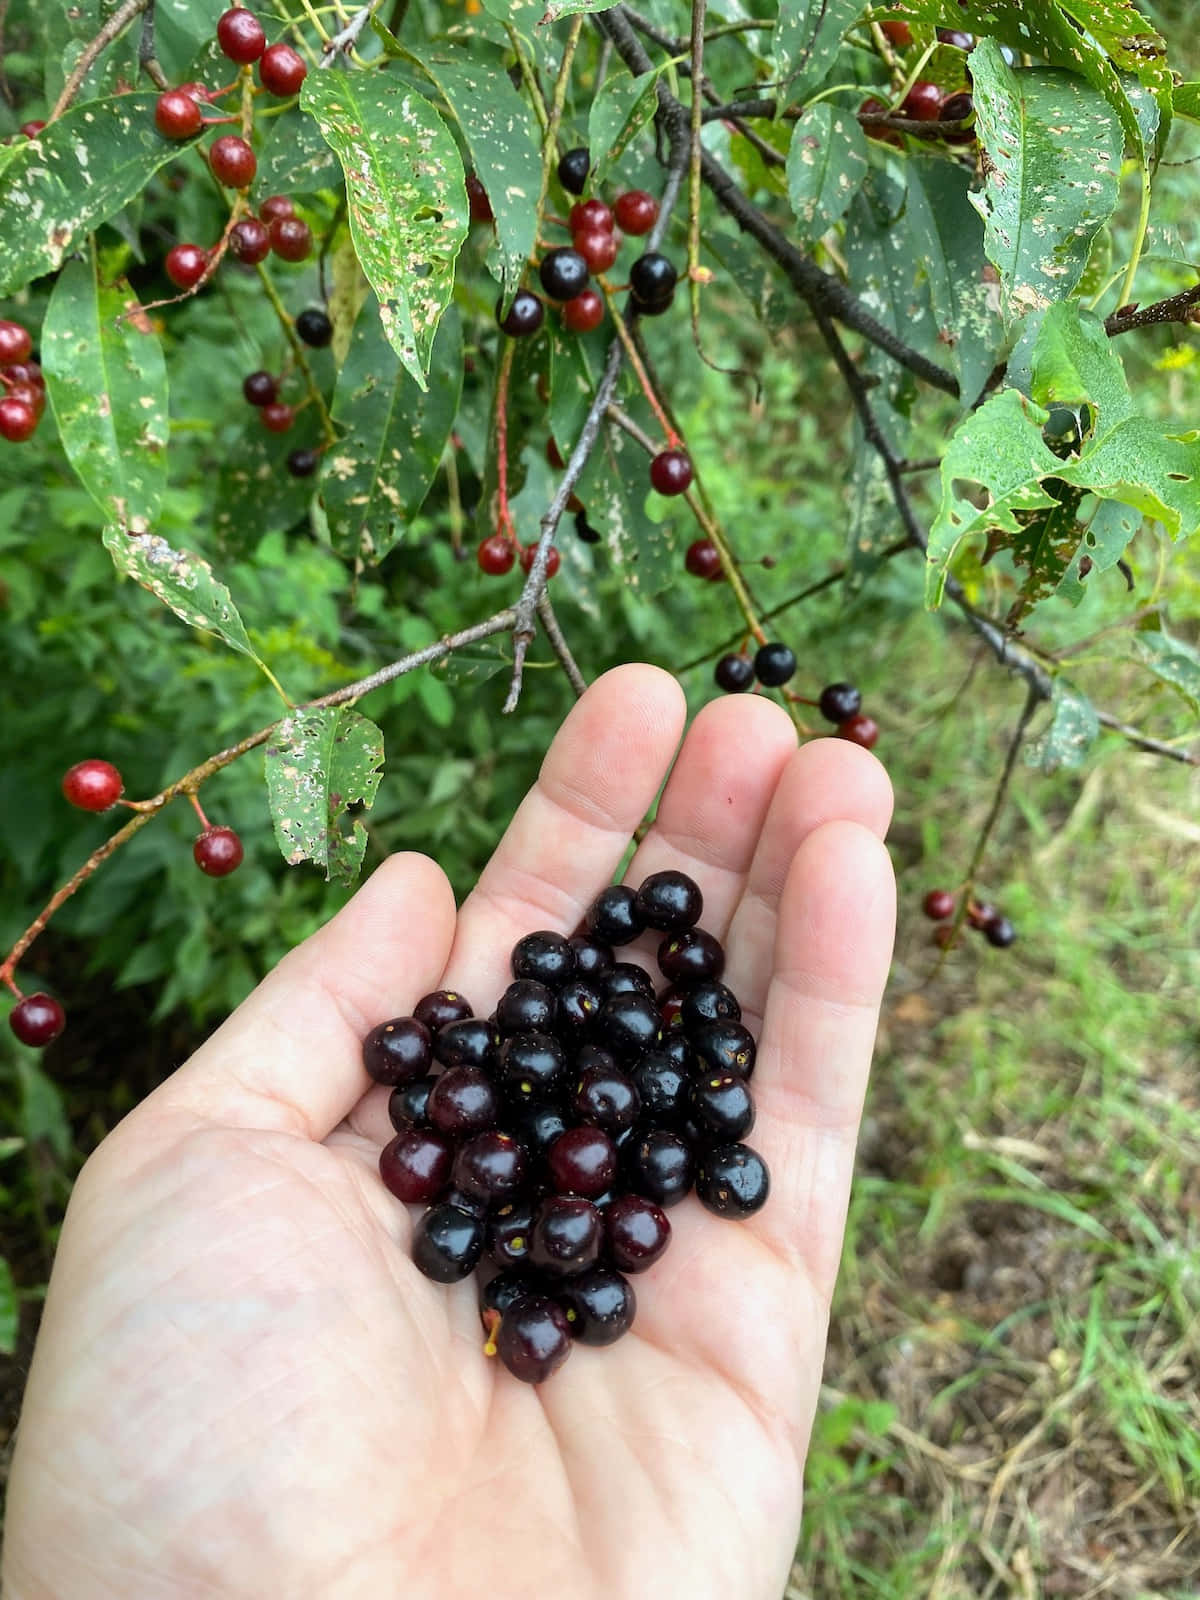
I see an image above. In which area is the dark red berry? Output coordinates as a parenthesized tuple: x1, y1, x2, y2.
(466, 173, 494, 223)
(754, 642, 796, 688)
(695, 1142, 770, 1218)
(613, 190, 658, 236)
(5, 383, 43, 421)
(477, 534, 515, 575)
(548, 1125, 617, 1198)
(571, 1063, 639, 1134)
(62, 759, 124, 811)
(413, 989, 473, 1032)
(603, 1193, 670, 1272)
(495, 1294, 572, 1382)
(683, 540, 720, 580)
(433, 1017, 500, 1071)
(714, 653, 754, 693)
(585, 884, 645, 946)
(518, 543, 561, 577)
(569, 199, 613, 234)
(242, 370, 277, 406)
(545, 437, 566, 470)
(937, 28, 975, 48)
(0, 398, 37, 442)
(427, 1066, 498, 1138)
(209, 134, 256, 187)
(0, 322, 32, 364)
(259, 194, 295, 223)
(165, 244, 208, 290)
(9, 993, 66, 1047)
(985, 916, 1017, 948)
(932, 923, 957, 950)
(19, 120, 47, 139)
(562, 289, 603, 333)
(412, 1202, 484, 1283)
(286, 448, 318, 478)
(498, 290, 544, 338)
(260, 402, 294, 433)
(539, 247, 589, 302)
(902, 81, 944, 120)
(452, 1131, 527, 1205)
(155, 89, 203, 139)
(529, 1195, 602, 1276)
(860, 96, 903, 147)
(379, 1128, 452, 1205)
(939, 91, 974, 123)
(557, 146, 590, 195)
(658, 927, 725, 985)
(881, 18, 912, 44)
(967, 901, 999, 931)
(837, 713, 879, 750)
(362, 1015, 433, 1085)
(651, 450, 693, 497)
(258, 42, 307, 96)
(635, 870, 702, 933)
(623, 1128, 694, 1207)
(216, 6, 267, 63)
(270, 216, 313, 262)
(559, 1265, 636, 1346)
(571, 227, 619, 274)
(193, 825, 244, 876)
(230, 218, 271, 264)
(818, 682, 861, 723)
(922, 889, 955, 921)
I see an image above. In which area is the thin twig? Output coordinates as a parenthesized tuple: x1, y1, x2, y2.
(1105, 282, 1200, 335)
(320, 1, 385, 64)
(48, 0, 150, 122)
(536, 592, 588, 698)
(1095, 710, 1199, 764)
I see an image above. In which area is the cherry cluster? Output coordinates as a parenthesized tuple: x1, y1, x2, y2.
(365, 870, 769, 1384)
(0, 321, 46, 445)
(861, 25, 984, 150)
(237, 306, 328, 472)
(923, 889, 1017, 950)
(713, 656, 879, 747)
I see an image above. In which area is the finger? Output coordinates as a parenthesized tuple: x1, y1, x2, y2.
(746, 819, 895, 1295)
(149, 852, 458, 1141)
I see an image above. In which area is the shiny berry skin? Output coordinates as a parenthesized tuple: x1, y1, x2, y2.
(556, 981, 602, 1046)
(818, 682, 861, 723)
(539, 247, 589, 302)
(230, 218, 271, 263)
(0, 322, 32, 364)
(216, 6, 267, 63)
(295, 308, 333, 347)
(433, 1017, 500, 1071)
(497, 978, 556, 1036)
(568, 935, 614, 979)
(452, 1131, 527, 1205)
(967, 901, 998, 932)
(19, 121, 46, 138)
(466, 174, 494, 223)
(902, 80, 944, 120)
(508, 1101, 568, 1164)
(210, 135, 256, 187)
(985, 916, 1017, 949)
(6, 383, 43, 421)
(518, 543, 561, 577)
(287, 448, 318, 478)
(260, 402, 294, 433)
(557, 146, 590, 195)
(498, 1031, 567, 1103)
(651, 451, 693, 497)
(602, 963, 656, 1002)
(562, 289, 604, 333)
(684, 539, 721, 579)
(629, 252, 677, 307)
(9, 993, 66, 1048)
(498, 290, 544, 338)
(379, 1128, 452, 1205)
(837, 713, 879, 750)
(258, 42, 307, 96)
(572, 1062, 639, 1133)
(631, 1052, 688, 1124)
(695, 1142, 770, 1218)
(426, 1066, 499, 1138)
(679, 981, 741, 1032)
(937, 27, 975, 48)
(486, 1201, 538, 1269)
(412, 1202, 484, 1283)
(559, 1265, 636, 1345)
(571, 228, 619, 275)
(881, 18, 912, 44)
(754, 642, 796, 687)
(482, 1267, 547, 1324)
(658, 927, 725, 985)
(940, 91, 974, 123)
(569, 199, 613, 234)
(511, 931, 576, 987)
(193, 825, 243, 876)
(155, 89, 203, 139)
(529, 1195, 601, 1276)
(477, 534, 515, 575)
(270, 216, 312, 262)
(635, 870, 703, 933)
(603, 1193, 670, 1273)
(495, 1294, 572, 1383)
(598, 993, 662, 1061)
(623, 1128, 694, 1206)
(414, 989, 473, 1032)
(922, 889, 955, 921)
(362, 1015, 433, 1085)
(585, 884, 645, 945)
(689, 1073, 755, 1142)
(714, 653, 755, 693)
(613, 190, 658, 235)
(259, 194, 294, 223)
(62, 758, 124, 811)
(165, 244, 208, 290)
(388, 1074, 436, 1131)
(548, 1126, 617, 1198)
(0, 397, 37, 442)
(692, 1019, 756, 1080)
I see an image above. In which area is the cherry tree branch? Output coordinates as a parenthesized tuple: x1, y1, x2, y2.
(48, 0, 150, 122)
(1105, 283, 1200, 335)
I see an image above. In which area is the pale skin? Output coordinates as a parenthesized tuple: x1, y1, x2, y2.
(3, 665, 895, 1600)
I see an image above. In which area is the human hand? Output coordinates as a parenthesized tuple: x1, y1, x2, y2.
(3, 665, 894, 1600)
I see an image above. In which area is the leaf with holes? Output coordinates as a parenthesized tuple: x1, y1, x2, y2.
(1131, 627, 1200, 713)
(1026, 682, 1099, 772)
(785, 103, 868, 247)
(588, 68, 660, 186)
(301, 71, 467, 390)
(41, 257, 168, 532)
(1006, 481, 1088, 626)
(774, 0, 862, 109)
(1058, 497, 1139, 604)
(264, 707, 384, 884)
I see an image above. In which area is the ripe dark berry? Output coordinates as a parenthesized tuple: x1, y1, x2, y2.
(5, 383, 43, 422)
(860, 96, 903, 147)
(548, 1125, 617, 1198)
(714, 653, 755, 693)
(902, 80, 944, 120)
(754, 642, 796, 688)
(691, 1020, 756, 1080)
(295, 307, 333, 348)
(571, 227, 619, 274)
(379, 1128, 453, 1205)
(569, 199, 613, 234)
(518, 543, 561, 577)
(426, 1066, 498, 1138)
(940, 91, 974, 123)
(511, 931, 576, 988)
(9, 993, 66, 1048)
(498, 289, 544, 338)
(433, 1017, 500, 1072)
(568, 935, 614, 979)
(967, 901, 998, 931)
(486, 1201, 538, 1269)
(209, 134, 256, 187)
(539, 247, 589, 302)
(193, 825, 243, 876)
(557, 146, 590, 195)
(559, 1266, 636, 1346)
(496, 978, 556, 1035)
(62, 759, 124, 811)
(0, 321, 33, 364)
(598, 993, 662, 1060)
(631, 1052, 688, 1124)
(0, 397, 37, 442)
(477, 534, 515, 575)
(562, 289, 604, 333)
(584, 884, 645, 945)
(601, 963, 656, 1002)
(155, 89, 203, 139)
(529, 1195, 601, 1276)
(260, 401, 294, 433)
(649, 453, 693, 501)
(270, 216, 313, 261)
(165, 244, 208, 290)
(623, 1128, 694, 1207)
(508, 1101, 568, 1163)
(818, 682, 861, 723)
(546, 980, 596, 1045)
(658, 927, 725, 985)
(498, 1031, 567, 1103)
(388, 1074, 436, 1131)
(613, 189, 658, 235)
(287, 448, 319, 478)
(837, 713, 879, 750)
(603, 1193, 670, 1273)
(922, 889, 955, 921)
(635, 870, 703, 933)
(985, 916, 1017, 949)
(413, 989, 473, 1032)
(495, 1294, 572, 1383)
(452, 1131, 527, 1205)
(412, 1202, 484, 1283)
(684, 539, 721, 578)
(679, 981, 740, 1032)
(937, 27, 975, 48)
(574, 508, 601, 544)
(689, 1073, 755, 1142)
(258, 41, 307, 96)
(466, 174, 494, 223)
(230, 218, 271, 263)
(572, 1062, 640, 1133)
(216, 6, 267, 63)
(362, 1015, 433, 1085)
(695, 1142, 770, 1218)
(259, 194, 294, 223)
(629, 252, 677, 309)
(880, 17, 912, 44)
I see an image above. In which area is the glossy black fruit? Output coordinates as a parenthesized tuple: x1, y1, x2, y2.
(498, 290, 545, 338)
(555, 979, 603, 1042)
(511, 930, 577, 987)
(498, 1031, 568, 1102)
(603, 1193, 671, 1273)
(508, 1100, 569, 1162)
(433, 1017, 500, 1071)
(602, 963, 657, 1002)
(679, 981, 741, 1032)
(295, 307, 332, 347)
(695, 1143, 770, 1218)
(631, 1051, 689, 1124)
(623, 1128, 694, 1206)
(539, 247, 589, 302)
(452, 1131, 527, 1205)
(568, 934, 614, 978)
(714, 653, 755, 693)
(598, 992, 663, 1060)
(413, 990, 474, 1032)
(754, 642, 797, 688)
(558, 1266, 636, 1345)
(688, 1073, 755, 1141)
(486, 1200, 539, 1269)
(557, 146, 590, 194)
(426, 1066, 499, 1138)
(629, 252, 678, 309)
(362, 1016, 434, 1086)
(985, 916, 1017, 948)
(388, 1074, 436, 1132)
(529, 1195, 602, 1276)
(658, 928, 726, 985)
(496, 978, 557, 1035)
(584, 884, 646, 945)
(572, 1062, 640, 1133)
(495, 1294, 573, 1382)
(691, 1020, 757, 1080)
(548, 1126, 618, 1198)
(635, 870, 703, 933)
(412, 1202, 485, 1282)
(817, 682, 862, 723)
(480, 1265, 544, 1320)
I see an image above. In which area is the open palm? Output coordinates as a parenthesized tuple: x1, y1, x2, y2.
(4, 665, 894, 1600)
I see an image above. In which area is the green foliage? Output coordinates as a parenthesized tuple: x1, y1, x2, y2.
(786, 103, 869, 248)
(265, 707, 385, 884)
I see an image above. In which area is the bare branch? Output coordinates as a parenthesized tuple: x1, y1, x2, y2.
(49, 0, 150, 122)
(1105, 283, 1200, 336)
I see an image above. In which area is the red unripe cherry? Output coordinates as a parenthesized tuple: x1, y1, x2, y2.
(230, 217, 271, 264)
(684, 539, 722, 579)
(258, 193, 295, 223)
(0, 397, 37, 442)
(209, 134, 257, 188)
(194, 825, 244, 876)
(62, 758, 125, 811)
(569, 199, 613, 234)
(650, 449, 693, 496)
(477, 534, 515, 575)
(922, 889, 955, 922)
(902, 80, 944, 120)
(466, 174, 494, 223)
(9, 993, 66, 1048)
(216, 7, 267, 64)
(6, 382, 45, 419)
(837, 713, 880, 749)
(881, 18, 912, 45)
(612, 190, 659, 235)
(860, 96, 903, 147)
(260, 401, 294, 433)
(165, 243, 209, 289)
(562, 289, 604, 333)
(155, 89, 204, 139)
(572, 227, 619, 274)
(0, 321, 32, 364)
(270, 216, 312, 261)
(258, 42, 307, 96)
(519, 544, 561, 577)
(19, 120, 47, 138)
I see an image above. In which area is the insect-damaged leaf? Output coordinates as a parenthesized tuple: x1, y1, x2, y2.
(265, 707, 384, 884)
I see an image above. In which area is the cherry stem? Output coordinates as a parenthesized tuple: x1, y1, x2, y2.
(481, 1308, 501, 1357)
(189, 794, 212, 830)
(493, 338, 518, 544)
(600, 294, 680, 446)
(255, 262, 337, 445)
(3, 975, 23, 1001)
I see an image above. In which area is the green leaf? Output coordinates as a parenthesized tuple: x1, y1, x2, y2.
(588, 68, 661, 186)
(265, 707, 385, 884)
(44, 2, 139, 106)
(41, 258, 168, 532)
(1130, 627, 1200, 713)
(969, 40, 1123, 323)
(253, 107, 342, 202)
(16, 1058, 71, 1161)
(413, 48, 542, 298)
(0, 93, 202, 297)
(1174, 82, 1200, 121)
(785, 103, 868, 247)
(0, 1255, 16, 1359)
(773, 0, 862, 109)
(480, 0, 615, 20)
(1025, 681, 1099, 772)
(1058, 495, 1138, 603)
(578, 420, 677, 596)
(1006, 480, 1088, 625)
(325, 298, 462, 564)
(301, 71, 467, 390)
(431, 643, 511, 687)
(844, 171, 939, 385)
